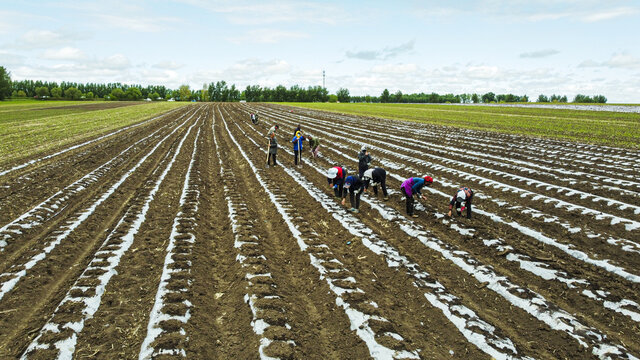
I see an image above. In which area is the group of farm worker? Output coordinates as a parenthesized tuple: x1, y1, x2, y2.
(326, 147, 473, 218)
(258, 114, 473, 219)
(264, 121, 320, 168)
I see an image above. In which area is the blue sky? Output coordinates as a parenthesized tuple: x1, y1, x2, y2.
(1, 0, 639, 102)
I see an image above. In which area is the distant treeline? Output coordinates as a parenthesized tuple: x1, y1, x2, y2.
(0, 66, 607, 103)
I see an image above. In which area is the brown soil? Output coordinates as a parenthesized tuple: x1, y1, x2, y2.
(0, 103, 638, 359)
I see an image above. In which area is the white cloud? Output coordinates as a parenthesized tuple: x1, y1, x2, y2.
(101, 54, 131, 70)
(177, 0, 351, 25)
(13, 30, 70, 49)
(0, 51, 26, 66)
(579, 53, 640, 70)
(42, 47, 86, 60)
(346, 40, 415, 61)
(153, 61, 184, 70)
(96, 14, 181, 32)
(520, 49, 560, 58)
(228, 29, 309, 44)
(412, 1, 639, 23)
(582, 7, 638, 22)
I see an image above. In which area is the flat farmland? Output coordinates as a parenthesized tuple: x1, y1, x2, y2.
(0, 103, 638, 359)
(283, 102, 640, 148)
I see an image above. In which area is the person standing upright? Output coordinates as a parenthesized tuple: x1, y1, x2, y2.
(267, 132, 278, 167)
(292, 130, 305, 167)
(358, 146, 372, 178)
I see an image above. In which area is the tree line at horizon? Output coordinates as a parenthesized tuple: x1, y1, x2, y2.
(0, 65, 608, 104)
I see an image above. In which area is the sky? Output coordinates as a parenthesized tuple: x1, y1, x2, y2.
(1, 0, 639, 102)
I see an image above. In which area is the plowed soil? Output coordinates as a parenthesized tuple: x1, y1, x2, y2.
(0, 103, 638, 359)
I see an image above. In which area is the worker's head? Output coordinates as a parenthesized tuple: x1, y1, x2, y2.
(344, 176, 354, 189)
(295, 131, 301, 138)
(423, 176, 433, 185)
(275, 124, 279, 129)
(327, 167, 338, 179)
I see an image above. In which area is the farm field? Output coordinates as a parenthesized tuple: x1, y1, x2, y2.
(0, 101, 189, 162)
(0, 103, 639, 359)
(283, 102, 640, 148)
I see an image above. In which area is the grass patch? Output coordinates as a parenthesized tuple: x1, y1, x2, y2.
(0, 101, 188, 166)
(280, 102, 640, 148)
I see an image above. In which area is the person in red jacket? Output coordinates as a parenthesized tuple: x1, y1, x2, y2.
(327, 166, 347, 198)
(448, 186, 474, 219)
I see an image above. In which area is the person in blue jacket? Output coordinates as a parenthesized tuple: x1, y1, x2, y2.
(400, 176, 433, 217)
(341, 175, 364, 213)
(292, 130, 305, 166)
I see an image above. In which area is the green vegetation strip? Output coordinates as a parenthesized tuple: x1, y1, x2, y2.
(282, 102, 640, 148)
(0, 101, 188, 164)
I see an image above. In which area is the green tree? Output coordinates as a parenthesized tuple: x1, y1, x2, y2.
(179, 85, 191, 101)
(17, 90, 27, 97)
(150, 92, 160, 100)
(64, 87, 81, 100)
(380, 89, 390, 103)
(50, 87, 63, 98)
(393, 90, 403, 103)
(537, 94, 549, 102)
(85, 91, 94, 99)
(328, 94, 338, 103)
(125, 87, 142, 100)
(481, 92, 496, 103)
(471, 93, 479, 103)
(0, 66, 11, 100)
(110, 88, 124, 100)
(336, 88, 350, 103)
(35, 86, 50, 98)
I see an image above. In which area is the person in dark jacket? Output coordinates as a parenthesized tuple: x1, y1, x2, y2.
(358, 146, 372, 178)
(400, 176, 433, 217)
(267, 132, 277, 167)
(250, 113, 259, 124)
(448, 186, 474, 219)
(292, 124, 301, 137)
(292, 131, 305, 166)
(362, 167, 388, 200)
(327, 166, 348, 198)
(341, 175, 364, 213)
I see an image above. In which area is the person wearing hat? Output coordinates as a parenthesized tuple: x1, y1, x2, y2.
(267, 131, 278, 167)
(327, 166, 348, 198)
(400, 176, 433, 217)
(266, 123, 279, 137)
(250, 113, 259, 124)
(292, 130, 305, 166)
(308, 135, 320, 158)
(448, 186, 474, 219)
(341, 175, 364, 213)
(358, 146, 372, 178)
(362, 167, 389, 200)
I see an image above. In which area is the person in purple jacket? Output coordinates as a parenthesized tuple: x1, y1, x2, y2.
(400, 176, 433, 217)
